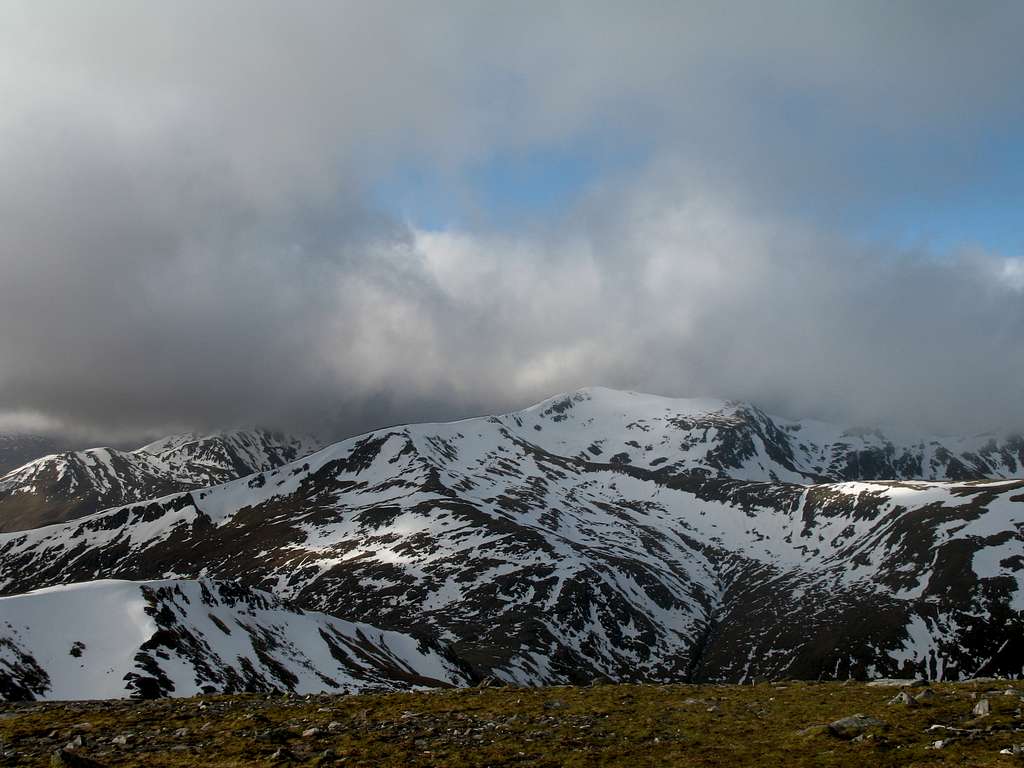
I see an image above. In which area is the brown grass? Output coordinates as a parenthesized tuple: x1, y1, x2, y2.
(1, 680, 1022, 767)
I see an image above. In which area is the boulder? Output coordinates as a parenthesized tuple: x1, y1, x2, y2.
(888, 691, 917, 707)
(828, 714, 886, 740)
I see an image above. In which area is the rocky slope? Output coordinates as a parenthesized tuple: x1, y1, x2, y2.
(0, 429, 320, 532)
(0, 388, 1021, 694)
(3, 681, 1023, 767)
(0, 578, 471, 701)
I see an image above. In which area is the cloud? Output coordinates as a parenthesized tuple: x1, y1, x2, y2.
(405, 184, 1024, 435)
(0, 1, 1022, 440)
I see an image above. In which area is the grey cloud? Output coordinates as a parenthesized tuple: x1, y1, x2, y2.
(408, 186, 1024, 435)
(0, 1, 1022, 441)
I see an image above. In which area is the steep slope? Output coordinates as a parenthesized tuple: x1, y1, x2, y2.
(0, 578, 472, 701)
(0, 429, 320, 532)
(1, 388, 1020, 689)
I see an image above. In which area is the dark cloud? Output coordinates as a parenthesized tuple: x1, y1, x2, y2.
(0, 1, 1022, 441)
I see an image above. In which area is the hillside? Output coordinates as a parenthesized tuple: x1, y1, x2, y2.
(0, 579, 470, 702)
(0, 388, 1020, 694)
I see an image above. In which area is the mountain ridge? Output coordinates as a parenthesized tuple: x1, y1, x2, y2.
(0, 428, 321, 532)
(0, 387, 1021, 697)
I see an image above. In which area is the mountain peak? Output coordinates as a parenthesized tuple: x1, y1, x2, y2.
(0, 428, 321, 533)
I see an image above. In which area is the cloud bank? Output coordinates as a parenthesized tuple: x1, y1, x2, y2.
(0, 1, 1022, 440)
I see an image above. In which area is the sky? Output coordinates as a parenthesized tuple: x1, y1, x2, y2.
(0, 0, 1022, 443)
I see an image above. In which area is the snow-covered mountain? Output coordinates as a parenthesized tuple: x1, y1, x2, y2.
(504, 389, 1024, 483)
(0, 429, 320, 532)
(0, 433, 67, 475)
(0, 578, 471, 701)
(0, 388, 1021, 695)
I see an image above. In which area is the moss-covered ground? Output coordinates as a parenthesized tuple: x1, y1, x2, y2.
(2, 680, 1023, 767)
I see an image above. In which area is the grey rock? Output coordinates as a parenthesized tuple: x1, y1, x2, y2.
(888, 691, 917, 707)
(828, 714, 886, 740)
(973, 698, 991, 717)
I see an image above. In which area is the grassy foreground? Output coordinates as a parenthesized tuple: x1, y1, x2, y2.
(1, 680, 1023, 767)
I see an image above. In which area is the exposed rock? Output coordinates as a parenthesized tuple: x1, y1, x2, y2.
(914, 688, 938, 703)
(888, 691, 917, 707)
(973, 698, 991, 717)
(827, 714, 885, 740)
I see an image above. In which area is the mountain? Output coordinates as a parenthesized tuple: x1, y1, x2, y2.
(0, 433, 68, 475)
(0, 388, 1021, 695)
(0, 578, 471, 701)
(0, 429, 320, 532)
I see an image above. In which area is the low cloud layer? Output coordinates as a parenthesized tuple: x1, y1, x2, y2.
(0, 2, 1022, 441)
